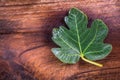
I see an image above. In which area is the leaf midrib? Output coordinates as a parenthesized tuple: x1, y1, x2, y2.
(74, 15, 83, 54)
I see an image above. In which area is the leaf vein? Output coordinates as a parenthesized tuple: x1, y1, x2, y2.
(60, 37, 79, 53)
(61, 28, 77, 43)
(83, 25, 98, 53)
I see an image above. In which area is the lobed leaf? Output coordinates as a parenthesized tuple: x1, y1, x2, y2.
(51, 8, 112, 67)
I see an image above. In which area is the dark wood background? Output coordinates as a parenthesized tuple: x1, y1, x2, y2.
(0, 0, 120, 80)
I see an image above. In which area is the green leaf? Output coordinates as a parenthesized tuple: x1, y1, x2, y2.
(51, 8, 112, 67)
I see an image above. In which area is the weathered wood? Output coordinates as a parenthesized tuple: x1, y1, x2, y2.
(0, 0, 120, 80)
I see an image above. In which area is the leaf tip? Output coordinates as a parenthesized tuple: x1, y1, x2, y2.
(52, 28, 58, 34)
(69, 7, 83, 14)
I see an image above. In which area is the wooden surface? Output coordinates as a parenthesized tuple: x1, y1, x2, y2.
(0, 0, 120, 80)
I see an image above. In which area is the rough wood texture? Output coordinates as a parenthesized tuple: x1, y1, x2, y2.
(0, 0, 120, 80)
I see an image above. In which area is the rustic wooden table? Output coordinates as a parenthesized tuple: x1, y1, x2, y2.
(0, 0, 120, 80)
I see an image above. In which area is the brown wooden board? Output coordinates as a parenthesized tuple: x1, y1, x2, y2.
(0, 0, 120, 80)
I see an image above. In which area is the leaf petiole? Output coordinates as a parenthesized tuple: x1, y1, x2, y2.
(80, 54, 103, 67)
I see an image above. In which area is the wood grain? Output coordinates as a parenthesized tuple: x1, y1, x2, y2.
(0, 0, 120, 80)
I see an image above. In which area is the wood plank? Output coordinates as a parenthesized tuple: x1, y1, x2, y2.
(0, 0, 120, 80)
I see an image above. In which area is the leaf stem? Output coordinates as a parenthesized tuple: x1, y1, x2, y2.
(80, 54, 103, 67)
